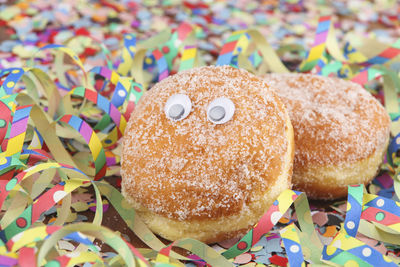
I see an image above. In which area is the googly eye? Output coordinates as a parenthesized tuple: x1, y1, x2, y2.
(165, 94, 192, 121)
(207, 97, 235, 124)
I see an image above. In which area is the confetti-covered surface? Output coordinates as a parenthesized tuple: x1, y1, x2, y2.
(1, 0, 400, 266)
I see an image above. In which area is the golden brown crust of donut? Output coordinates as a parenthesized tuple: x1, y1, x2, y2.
(122, 66, 293, 221)
(264, 73, 390, 167)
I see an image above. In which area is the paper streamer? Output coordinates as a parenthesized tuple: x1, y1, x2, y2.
(222, 190, 302, 258)
(117, 33, 137, 76)
(62, 33, 114, 72)
(162, 22, 197, 69)
(0, 68, 27, 96)
(323, 232, 396, 266)
(36, 223, 149, 267)
(0, 178, 89, 242)
(299, 16, 332, 72)
(0, 95, 15, 148)
(343, 185, 364, 237)
(280, 224, 305, 267)
(216, 30, 250, 66)
(38, 44, 89, 89)
(217, 29, 289, 73)
(58, 114, 107, 180)
(179, 45, 198, 72)
(157, 238, 232, 267)
(89, 66, 135, 108)
(4, 104, 32, 157)
(68, 86, 128, 147)
(152, 48, 169, 81)
(358, 39, 400, 67)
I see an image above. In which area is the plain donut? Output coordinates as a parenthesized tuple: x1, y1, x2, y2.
(264, 73, 390, 199)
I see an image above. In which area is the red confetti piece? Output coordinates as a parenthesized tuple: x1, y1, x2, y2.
(82, 47, 98, 57)
(269, 255, 289, 266)
(76, 27, 91, 36)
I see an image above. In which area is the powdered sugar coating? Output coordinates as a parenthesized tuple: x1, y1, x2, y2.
(265, 73, 390, 167)
(121, 66, 292, 221)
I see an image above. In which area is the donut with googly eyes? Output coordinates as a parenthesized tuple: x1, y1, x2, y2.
(264, 73, 390, 200)
(121, 66, 294, 243)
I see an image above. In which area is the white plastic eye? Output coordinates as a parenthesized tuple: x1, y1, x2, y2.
(165, 94, 192, 121)
(207, 97, 235, 124)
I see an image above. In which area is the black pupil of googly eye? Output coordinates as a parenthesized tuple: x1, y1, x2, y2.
(209, 106, 226, 122)
(168, 104, 185, 120)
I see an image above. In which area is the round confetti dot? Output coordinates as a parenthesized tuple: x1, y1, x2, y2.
(250, 245, 263, 252)
(11, 69, 20, 74)
(0, 119, 6, 128)
(162, 46, 170, 54)
(5, 178, 17, 191)
(16, 217, 27, 228)
(376, 198, 384, 207)
(346, 202, 351, 211)
(271, 211, 282, 225)
(237, 241, 248, 250)
(125, 35, 132, 40)
(290, 245, 300, 253)
(145, 57, 153, 64)
(105, 139, 112, 144)
(326, 245, 336, 256)
(344, 260, 359, 267)
(6, 81, 15, 88)
(233, 253, 252, 264)
(362, 247, 372, 257)
(118, 90, 126, 97)
(375, 212, 385, 221)
(133, 85, 141, 93)
(129, 46, 136, 53)
(129, 93, 137, 102)
(346, 221, 355, 230)
(53, 190, 67, 203)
